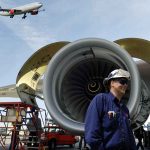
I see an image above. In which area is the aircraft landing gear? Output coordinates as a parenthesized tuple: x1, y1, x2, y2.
(10, 15, 14, 18)
(22, 13, 27, 19)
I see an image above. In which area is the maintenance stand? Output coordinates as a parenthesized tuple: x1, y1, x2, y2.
(0, 102, 48, 150)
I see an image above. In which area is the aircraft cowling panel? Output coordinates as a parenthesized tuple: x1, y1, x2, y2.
(16, 42, 69, 106)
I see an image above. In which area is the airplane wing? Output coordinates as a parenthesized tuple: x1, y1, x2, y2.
(0, 80, 43, 100)
(0, 84, 19, 98)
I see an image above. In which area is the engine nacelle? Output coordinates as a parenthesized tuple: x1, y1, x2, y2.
(31, 10, 38, 15)
(9, 9, 15, 15)
(16, 38, 150, 135)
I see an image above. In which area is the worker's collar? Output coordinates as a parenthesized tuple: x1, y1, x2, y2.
(109, 92, 123, 106)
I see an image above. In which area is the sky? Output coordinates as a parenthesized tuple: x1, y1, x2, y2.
(0, 0, 150, 126)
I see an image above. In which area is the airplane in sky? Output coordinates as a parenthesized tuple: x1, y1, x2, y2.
(0, 2, 44, 19)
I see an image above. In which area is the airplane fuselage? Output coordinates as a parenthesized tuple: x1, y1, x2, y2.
(0, 2, 42, 16)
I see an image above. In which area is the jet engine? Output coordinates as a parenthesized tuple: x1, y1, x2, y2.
(16, 38, 150, 135)
(31, 10, 38, 15)
(9, 9, 15, 15)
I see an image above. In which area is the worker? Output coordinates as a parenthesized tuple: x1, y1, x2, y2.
(134, 126, 144, 150)
(9, 123, 18, 150)
(27, 110, 42, 149)
(9, 113, 22, 150)
(78, 136, 86, 149)
(84, 69, 137, 150)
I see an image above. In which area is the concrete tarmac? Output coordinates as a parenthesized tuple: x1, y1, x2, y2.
(1, 146, 150, 150)
(1, 143, 150, 150)
(55, 144, 150, 150)
(55, 145, 150, 150)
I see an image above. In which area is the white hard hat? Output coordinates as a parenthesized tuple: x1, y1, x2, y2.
(103, 69, 130, 86)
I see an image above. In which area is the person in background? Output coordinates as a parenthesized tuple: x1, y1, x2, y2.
(78, 136, 86, 150)
(9, 122, 18, 150)
(9, 118, 22, 150)
(134, 126, 144, 150)
(84, 69, 137, 150)
(27, 110, 42, 149)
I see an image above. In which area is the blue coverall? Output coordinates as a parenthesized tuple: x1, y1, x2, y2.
(85, 92, 137, 150)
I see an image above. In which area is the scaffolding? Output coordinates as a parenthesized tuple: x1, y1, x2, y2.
(0, 102, 48, 150)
